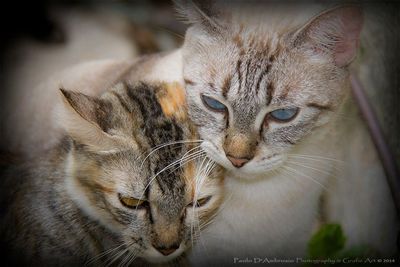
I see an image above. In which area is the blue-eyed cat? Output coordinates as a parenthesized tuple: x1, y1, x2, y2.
(1, 1, 397, 265)
(0, 81, 224, 266)
(173, 1, 398, 265)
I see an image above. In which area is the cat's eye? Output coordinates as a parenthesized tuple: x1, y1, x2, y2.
(188, 196, 212, 208)
(118, 194, 148, 209)
(201, 95, 226, 113)
(269, 108, 299, 122)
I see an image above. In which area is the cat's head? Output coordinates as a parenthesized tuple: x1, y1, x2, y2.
(178, 2, 363, 177)
(59, 82, 223, 264)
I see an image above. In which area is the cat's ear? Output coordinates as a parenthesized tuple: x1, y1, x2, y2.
(291, 6, 363, 67)
(174, 0, 222, 33)
(59, 89, 130, 152)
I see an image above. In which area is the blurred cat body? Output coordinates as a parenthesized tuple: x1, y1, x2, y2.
(0, 82, 224, 266)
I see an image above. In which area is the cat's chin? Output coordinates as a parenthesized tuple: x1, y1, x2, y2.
(141, 245, 185, 264)
(226, 161, 283, 181)
(201, 141, 285, 180)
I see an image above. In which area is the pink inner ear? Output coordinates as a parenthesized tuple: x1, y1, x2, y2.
(333, 7, 363, 67)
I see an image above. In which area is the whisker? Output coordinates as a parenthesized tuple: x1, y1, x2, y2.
(193, 160, 215, 251)
(286, 160, 334, 177)
(178, 145, 204, 167)
(118, 244, 138, 267)
(287, 155, 344, 173)
(132, 147, 204, 200)
(199, 191, 233, 231)
(282, 165, 328, 190)
(85, 242, 125, 266)
(190, 155, 210, 249)
(191, 158, 216, 252)
(288, 153, 344, 163)
(125, 249, 139, 267)
(139, 140, 203, 167)
(137, 152, 204, 206)
(104, 241, 135, 267)
(168, 150, 207, 175)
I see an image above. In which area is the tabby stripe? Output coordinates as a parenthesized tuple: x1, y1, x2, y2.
(236, 59, 243, 92)
(284, 139, 296, 145)
(222, 75, 231, 98)
(126, 83, 184, 193)
(125, 85, 160, 148)
(95, 100, 113, 132)
(111, 91, 131, 113)
(104, 200, 130, 225)
(125, 85, 152, 125)
(266, 82, 275, 105)
(184, 78, 195, 86)
(307, 103, 332, 110)
(148, 205, 154, 225)
(255, 66, 269, 96)
(244, 59, 253, 89)
(111, 90, 147, 151)
(208, 82, 216, 91)
(145, 185, 154, 224)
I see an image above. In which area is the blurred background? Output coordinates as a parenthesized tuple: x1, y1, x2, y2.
(0, 0, 186, 159)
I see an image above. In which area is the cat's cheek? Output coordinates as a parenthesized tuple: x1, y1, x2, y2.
(201, 140, 232, 169)
(243, 156, 284, 175)
(314, 113, 332, 127)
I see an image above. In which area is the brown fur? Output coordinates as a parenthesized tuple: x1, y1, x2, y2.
(0, 82, 224, 266)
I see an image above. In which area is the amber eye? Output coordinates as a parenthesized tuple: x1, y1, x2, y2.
(188, 196, 212, 208)
(118, 194, 148, 209)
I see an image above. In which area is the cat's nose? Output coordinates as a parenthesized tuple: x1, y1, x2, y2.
(154, 244, 179, 256)
(226, 155, 251, 168)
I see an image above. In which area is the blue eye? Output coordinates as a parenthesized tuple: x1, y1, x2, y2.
(269, 108, 299, 122)
(201, 95, 226, 112)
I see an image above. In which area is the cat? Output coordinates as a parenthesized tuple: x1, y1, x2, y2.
(0, 81, 224, 266)
(0, 1, 397, 265)
(171, 1, 399, 265)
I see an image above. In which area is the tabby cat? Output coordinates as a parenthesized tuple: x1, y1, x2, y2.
(0, 82, 223, 266)
(0, 1, 397, 266)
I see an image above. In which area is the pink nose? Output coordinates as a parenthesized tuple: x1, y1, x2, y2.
(226, 155, 250, 168)
(154, 244, 179, 256)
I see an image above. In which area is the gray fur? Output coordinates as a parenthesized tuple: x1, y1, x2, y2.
(0, 82, 223, 266)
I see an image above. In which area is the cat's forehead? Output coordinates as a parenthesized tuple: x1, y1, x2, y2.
(197, 24, 331, 108)
(102, 82, 195, 149)
(197, 33, 281, 112)
(107, 82, 195, 200)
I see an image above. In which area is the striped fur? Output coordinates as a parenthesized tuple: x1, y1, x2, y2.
(176, 1, 397, 265)
(180, 3, 359, 175)
(0, 82, 224, 266)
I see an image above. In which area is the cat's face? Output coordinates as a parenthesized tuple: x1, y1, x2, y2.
(68, 149, 222, 264)
(60, 82, 223, 264)
(180, 4, 362, 178)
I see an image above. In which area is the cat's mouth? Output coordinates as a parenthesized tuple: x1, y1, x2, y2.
(201, 140, 284, 176)
(142, 243, 185, 263)
(227, 154, 284, 179)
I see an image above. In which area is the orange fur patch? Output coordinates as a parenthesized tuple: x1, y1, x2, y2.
(226, 134, 248, 155)
(157, 82, 187, 121)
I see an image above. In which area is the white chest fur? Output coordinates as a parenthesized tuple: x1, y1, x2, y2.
(189, 130, 337, 265)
